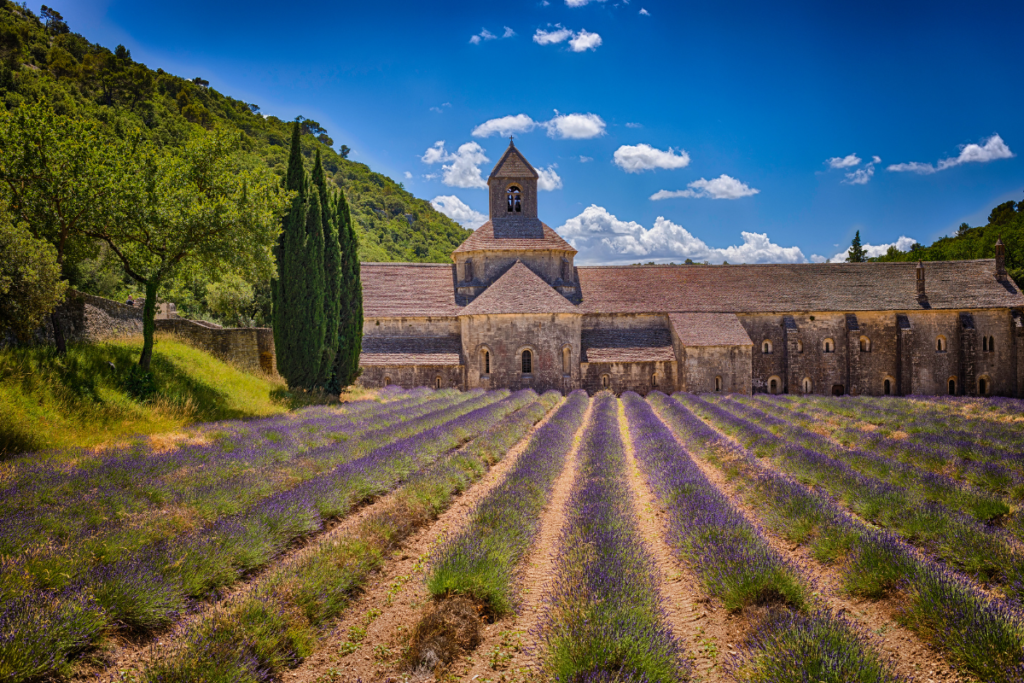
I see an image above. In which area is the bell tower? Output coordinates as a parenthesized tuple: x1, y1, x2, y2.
(488, 139, 542, 237)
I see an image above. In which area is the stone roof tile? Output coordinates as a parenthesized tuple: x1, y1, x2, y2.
(488, 143, 539, 179)
(359, 335, 462, 366)
(452, 220, 576, 255)
(581, 328, 675, 363)
(361, 263, 461, 318)
(668, 313, 753, 347)
(459, 261, 579, 316)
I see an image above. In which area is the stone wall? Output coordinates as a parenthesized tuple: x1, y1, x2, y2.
(677, 345, 751, 394)
(580, 360, 675, 396)
(155, 318, 276, 375)
(357, 364, 463, 390)
(9, 290, 145, 347)
(364, 316, 461, 337)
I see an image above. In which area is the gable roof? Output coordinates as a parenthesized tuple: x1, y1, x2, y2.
(459, 261, 579, 316)
(669, 313, 753, 347)
(488, 142, 539, 179)
(575, 260, 1022, 313)
(361, 263, 461, 317)
(581, 328, 675, 363)
(453, 220, 576, 255)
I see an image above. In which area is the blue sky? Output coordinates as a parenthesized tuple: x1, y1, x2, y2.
(57, 0, 1024, 264)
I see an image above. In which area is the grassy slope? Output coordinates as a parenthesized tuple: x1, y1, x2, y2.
(0, 336, 325, 458)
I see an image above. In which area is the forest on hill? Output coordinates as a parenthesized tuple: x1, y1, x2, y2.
(0, 1, 470, 325)
(869, 197, 1024, 288)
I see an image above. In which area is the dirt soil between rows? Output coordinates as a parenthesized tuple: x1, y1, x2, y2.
(291, 398, 593, 683)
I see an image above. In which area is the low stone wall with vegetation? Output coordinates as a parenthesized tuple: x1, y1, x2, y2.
(155, 318, 277, 376)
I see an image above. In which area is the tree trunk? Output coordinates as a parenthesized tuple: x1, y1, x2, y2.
(50, 309, 67, 355)
(139, 279, 158, 371)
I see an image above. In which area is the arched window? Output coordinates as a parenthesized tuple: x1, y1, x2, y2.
(651, 373, 657, 388)
(985, 336, 995, 352)
(464, 258, 474, 282)
(481, 349, 490, 375)
(936, 336, 947, 352)
(823, 338, 835, 353)
(715, 376, 722, 392)
(883, 378, 892, 395)
(796, 340, 804, 353)
(562, 347, 571, 375)
(983, 336, 988, 352)
(601, 374, 610, 389)
(435, 376, 442, 389)
(859, 336, 871, 353)
(521, 349, 532, 374)
(383, 377, 391, 387)
(506, 185, 522, 213)
(979, 377, 989, 396)
(762, 340, 773, 354)
(948, 378, 957, 395)
(769, 378, 779, 394)
(802, 377, 812, 394)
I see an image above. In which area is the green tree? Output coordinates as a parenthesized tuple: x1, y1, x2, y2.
(332, 183, 363, 390)
(205, 273, 255, 325)
(956, 222, 971, 237)
(0, 207, 67, 341)
(846, 230, 867, 263)
(0, 102, 122, 353)
(87, 129, 286, 370)
(989, 200, 1019, 226)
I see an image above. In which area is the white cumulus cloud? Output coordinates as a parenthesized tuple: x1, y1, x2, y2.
(639, 8, 650, 15)
(430, 195, 488, 229)
(826, 154, 861, 169)
(556, 205, 805, 265)
(404, 171, 412, 179)
(843, 166, 874, 185)
(472, 114, 537, 138)
(613, 143, 691, 173)
(579, 155, 593, 163)
(537, 164, 563, 191)
(887, 134, 1014, 174)
(565, 0, 605, 5)
(420, 141, 490, 189)
(568, 29, 602, 52)
(502, 26, 516, 38)
(820, 235, 919, 263)
(533, 25, 573, 45)
(650, 174, 759, 200)
(545, 112, 606, 139)
(471, 27, 515, 44)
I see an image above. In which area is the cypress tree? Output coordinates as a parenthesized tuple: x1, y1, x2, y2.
(312, 148, 341, 389)
(295, 188, 326, 388)
(331, 185, 363, 390)
(273, 122, 307, 385)
(846, 230, 867, 263)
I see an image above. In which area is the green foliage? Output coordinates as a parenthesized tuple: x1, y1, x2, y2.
(333, 185, 363, 391)
(845, 230, 867, 263)
(0, 207, 67, 340)
(313, 148, 340, 387)
(871, 194, 1024, 289)
(205, 272, 255, 325)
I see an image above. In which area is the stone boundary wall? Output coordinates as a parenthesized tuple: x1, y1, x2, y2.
(155, 318, 277, 376)
(1, 289, 145, 347)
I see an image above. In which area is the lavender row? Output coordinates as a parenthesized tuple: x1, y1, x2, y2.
(0, 389, 531, 682)
(137, 392, 562, 683)
(630, 393, 903, 682)
(690, 393, 1024, 596)
(427, 390, 590, 615)
(542, 394, 687, 682)
(652, 393, 1024, 683)
(718, 395, 1010, 521)
(0, 389, 476, 596)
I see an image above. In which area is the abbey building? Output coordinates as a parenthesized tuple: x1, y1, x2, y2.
(358, 142, 1024, 397)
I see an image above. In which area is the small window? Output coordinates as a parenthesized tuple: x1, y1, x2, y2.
(521, 349, 532, 374)
(481, 349, 490, 375)
(601, 374, 610, 389)
(884, 379, 892, 395)
(802, 377, 812, 394)
(983, 336, 988, 352)
(948, 378, 957, 395)
(651, 373, 657, 388)
(823, 338, 835, 353)
(507, 185, 522, 213)
(383, 377, 391, 387)
(715, 376, 722, 392)
(979, 377, 989, 396)
(986, 336, 994, 353)
(859, 336, 871, 353)
(435, 376, 442, 389)
(562, 347, 571, 375)
(796, 340, 804, 353)
(762, 340, 773, 354)
(464, 258, 474, 282)
(936, 336, 947, 352)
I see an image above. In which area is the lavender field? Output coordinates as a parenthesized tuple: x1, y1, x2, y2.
(2, 388, 1024, 682)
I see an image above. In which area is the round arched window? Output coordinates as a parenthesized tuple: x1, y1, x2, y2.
(507, 185, 522, 213)
(521, 349, 532, 374)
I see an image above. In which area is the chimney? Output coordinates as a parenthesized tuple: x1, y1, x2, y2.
(995, 238, 1007, 282)
(916, 261, 926, 303)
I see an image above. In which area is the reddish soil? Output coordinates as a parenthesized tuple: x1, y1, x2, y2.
(670, 406, 976, 683)
(617, 404, 748, 682)
(289, 398, 591, 683)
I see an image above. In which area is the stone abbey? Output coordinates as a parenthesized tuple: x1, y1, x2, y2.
(357, 142, 1024, 397)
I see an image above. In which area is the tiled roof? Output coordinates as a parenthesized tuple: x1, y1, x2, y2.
(460, 261, 580, 316)
(668, 313, 753, 347)
(359, 335, 462, 366)
(581, 328, 675, 363)
(576, 261, 1022, 313)
(453, 220, 577, 255)
(361, 263, 461, 317)
(489, 143, 539, 179)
